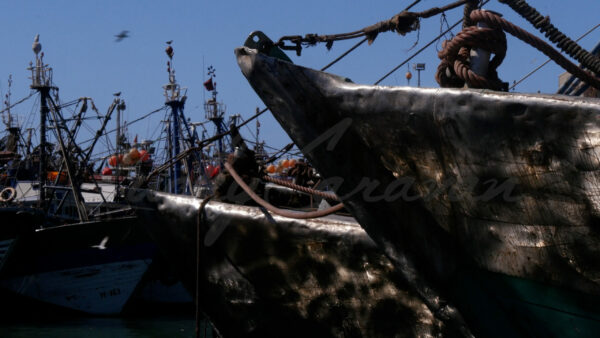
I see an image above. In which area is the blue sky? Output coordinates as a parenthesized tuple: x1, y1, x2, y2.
(1, 0, 599, 158)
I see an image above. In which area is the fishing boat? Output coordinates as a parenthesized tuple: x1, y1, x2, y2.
(0, 36, 156, 315)
(236, 3, 600, 337)
(129, 187, 465, 337)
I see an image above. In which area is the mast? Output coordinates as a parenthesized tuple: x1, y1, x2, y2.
(163, 41, 187, 194)
(203, 66, 228, 160)
(28, 35, 88, 221)
(29, 34, 51, 208)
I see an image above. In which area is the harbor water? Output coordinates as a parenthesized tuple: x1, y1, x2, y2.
(0, 291, 213, 338)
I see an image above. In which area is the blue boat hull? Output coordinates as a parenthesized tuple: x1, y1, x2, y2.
(0, 217, 156, 314)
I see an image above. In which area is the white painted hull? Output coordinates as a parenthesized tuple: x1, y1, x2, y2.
(0, 259, 151, 314)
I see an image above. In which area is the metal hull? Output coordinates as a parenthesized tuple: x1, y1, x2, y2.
(1, 259, 151, 315)
(0, 217, 155, 314)
(237, 47, 600, 336)
(129, 189, 459, 337)
(0, 207, 41, 274)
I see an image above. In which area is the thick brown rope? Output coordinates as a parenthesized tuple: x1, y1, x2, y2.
(437, 23, 507, 90)
(437, 10, 600, 90)
(276, 0, 471, 55)
(499, 0, 600, 75)
(462, 0, 479, 28)
(224, 162, 345, 219)
(262, 175, 340, 201)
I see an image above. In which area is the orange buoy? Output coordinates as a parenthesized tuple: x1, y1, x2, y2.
(266, 164, 276, 173)
(288, 159, 297, 167)
(282, 159, 290, 168)
(108, 155, 118, 167)
(122, 153, 133, 166)
(47, 171, 68, 184)
(406, 71, 413, 80)
(129, 148, 140, 161)
(102, 167, 112, 175)
(139, 149, 150, 162)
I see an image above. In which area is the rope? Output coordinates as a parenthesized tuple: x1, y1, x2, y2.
(0, 92, 34, 114)
(196, 194, 213, 338)
(374, 16, 465, 85)
(262, 175, 340, 201)
(321, 38, 367, 72)
(276, 0, 470, 55)
(436, 10, 600, 90)
(142, 106, 269, 185)
(79, 105, 167, 144)
(261, 142, 295, 164)
(499, 0, 600, 75)
(224, 162, 344, 219)
(437, 17, 507, 90)
(320, 0, 422, 71)
(462, 0, 479, 28)
(510, 23, 600, 91)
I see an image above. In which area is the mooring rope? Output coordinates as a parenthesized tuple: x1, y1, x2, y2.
(320, 0, 423, 71)
(510, 22, 600, 91)
(224, 162, 344, 219)
(262, 174, 340, 201)
(499, 0, 600, 75)
(436, 10, 600, 90)
(276, 0, 471, 56)
(462, 0, 480, 28)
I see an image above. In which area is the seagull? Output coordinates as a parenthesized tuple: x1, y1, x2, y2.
(113, 91, 121, 97)
(166, 40, 173, 45)
(92, 236, 109, 250)
(114, 30, 129, 42)
(32, 34, 42, 55)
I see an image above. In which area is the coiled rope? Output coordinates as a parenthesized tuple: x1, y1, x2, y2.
(437, 10, 600, 90)
(224, 162, 344, 219)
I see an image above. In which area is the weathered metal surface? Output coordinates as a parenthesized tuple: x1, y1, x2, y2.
(236, 46, 600, 336)
(129, 189, 462, 337)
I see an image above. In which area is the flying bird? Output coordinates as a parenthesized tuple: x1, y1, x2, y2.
(32, 34, 42, 55)
(166, 40, 173, 45)
(92, 236, 109, 250)
(114, 30, 129, 42)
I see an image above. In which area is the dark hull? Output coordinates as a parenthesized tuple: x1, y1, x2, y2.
(0, 207, 41, 272)
(237, 47, 600, 336)
(0, 216, 155, 314)
(129, 189, 463, 337)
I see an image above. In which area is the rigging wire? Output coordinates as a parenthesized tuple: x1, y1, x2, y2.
(510, 22, 600, 91)
(0, 92, 34, 114)
(80, 105, 167, 144)
(321, 1, 422, 72)
(374, 0, 490, 85)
